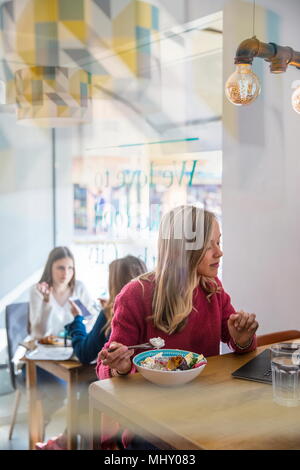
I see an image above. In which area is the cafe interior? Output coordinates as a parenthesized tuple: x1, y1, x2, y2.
(0, 0, 300, 452)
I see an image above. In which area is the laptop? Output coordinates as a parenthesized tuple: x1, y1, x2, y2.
(232, 349, 272, 384)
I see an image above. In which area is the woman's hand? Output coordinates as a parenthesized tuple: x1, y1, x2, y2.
(98, 298, 108, 308)
(69, 300, 82, 318)
(37, 282, 52, 303)
(98, 342, 134, 375)
(227, 310, 259, 348)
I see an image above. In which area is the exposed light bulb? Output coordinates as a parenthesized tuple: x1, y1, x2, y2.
(225, 64, 261, 106)
(291, 86, 300, 114)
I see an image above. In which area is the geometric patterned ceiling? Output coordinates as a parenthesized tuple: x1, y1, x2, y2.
(0, 0, 159, 77)
(0, 0, 160, 103)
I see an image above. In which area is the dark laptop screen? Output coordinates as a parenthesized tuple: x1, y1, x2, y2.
(232, 349, 272, 384)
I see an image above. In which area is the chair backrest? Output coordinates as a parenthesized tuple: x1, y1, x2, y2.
(5, 302, 29, 389)
(257, 330, 300, 347)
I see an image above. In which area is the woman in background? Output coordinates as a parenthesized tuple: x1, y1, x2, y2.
(65, 255, 148, 364)
(36, 254, 147, 450)
(22, 247, 98, 440)
(30, 246, 97, 339)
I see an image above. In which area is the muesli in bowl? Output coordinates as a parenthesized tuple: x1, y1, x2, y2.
(133, 349, 207, 386)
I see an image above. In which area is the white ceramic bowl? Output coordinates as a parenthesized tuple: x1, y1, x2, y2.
(133, 349, 207, 387)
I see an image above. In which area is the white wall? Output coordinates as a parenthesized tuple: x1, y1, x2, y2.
(54, 127, 78, 247)
(0, 114, 53, 300)
(0, 120, 77, 308)
(187, 0, 300, 334)
(222, 0, 300, 334)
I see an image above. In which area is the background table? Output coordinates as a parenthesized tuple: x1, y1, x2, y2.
(89, 341, 300, 450)
(26, 359, 96, 450)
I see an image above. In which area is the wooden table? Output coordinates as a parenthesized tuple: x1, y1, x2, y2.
(89, 342, 300, 450)
(26, 359, 97, 449)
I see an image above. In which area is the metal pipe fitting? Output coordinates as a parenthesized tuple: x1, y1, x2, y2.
(234, 36, 300, 73)
(234, 37, 261, 64)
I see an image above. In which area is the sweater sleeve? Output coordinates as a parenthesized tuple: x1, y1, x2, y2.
(29, 285, 53, 339)
(65, 311, 108, 364)
(96, 282, 145, 380)
(220, 283, 257, 354)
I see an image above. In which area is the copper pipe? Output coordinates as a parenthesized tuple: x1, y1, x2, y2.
(234, 36, 300, 73)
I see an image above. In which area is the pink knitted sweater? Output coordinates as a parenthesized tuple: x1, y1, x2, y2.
(96, 277, 257, 379)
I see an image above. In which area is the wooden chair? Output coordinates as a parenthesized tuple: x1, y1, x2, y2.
(257, 330, 300, 347)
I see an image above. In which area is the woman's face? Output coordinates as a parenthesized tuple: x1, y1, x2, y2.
(51, 257, 74, 287)
(197, 219, 223, 277)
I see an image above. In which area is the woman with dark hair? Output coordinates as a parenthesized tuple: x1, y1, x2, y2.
(13, 247, 97, 441)
(35, 255, 148, 450)
(65, 255, 148, 364)
(30, 246, 97, 339)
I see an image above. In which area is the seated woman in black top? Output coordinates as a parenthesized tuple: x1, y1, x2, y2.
(66, 255, 148, 364)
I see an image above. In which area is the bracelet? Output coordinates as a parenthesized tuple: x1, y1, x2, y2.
(234, 338, 253, 350)
(116, 369, 130, 376)
(111, 368, 130, 377)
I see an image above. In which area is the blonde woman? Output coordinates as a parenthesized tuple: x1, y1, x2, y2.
(97, 206, 259, 449)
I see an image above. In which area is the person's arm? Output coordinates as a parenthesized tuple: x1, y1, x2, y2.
(65, 310, 108, 364)
(29, 285, 53, 339)
(96, 283, 145, 379)
(77, 281, 100, 317)
(220, 285, 258, 354)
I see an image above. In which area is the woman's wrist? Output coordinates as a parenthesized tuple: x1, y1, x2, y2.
(111, 367, 131, 377)
(116, 369, 131, 376)
(233, 337, 253, 350)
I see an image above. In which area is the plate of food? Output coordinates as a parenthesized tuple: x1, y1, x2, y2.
(133, 349, 207, 386)
(38, 335, 63, 346)
(38, 335, 71, 347)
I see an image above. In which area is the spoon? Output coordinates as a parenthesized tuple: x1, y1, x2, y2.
(108, 337, 165, 352)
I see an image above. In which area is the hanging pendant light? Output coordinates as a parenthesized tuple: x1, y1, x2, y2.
(291, 85, 300, 114)
(225, 36, 300, 112)
(225, 63, 261, 106)
(225, 1, 300, 113)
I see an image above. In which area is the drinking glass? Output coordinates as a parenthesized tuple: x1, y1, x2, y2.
(271, 343, 300, 407)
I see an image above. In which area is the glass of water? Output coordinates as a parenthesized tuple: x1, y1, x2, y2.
(271, 343, 300, 407)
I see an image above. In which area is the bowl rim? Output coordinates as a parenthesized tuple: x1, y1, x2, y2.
(133, 348, 207, 374)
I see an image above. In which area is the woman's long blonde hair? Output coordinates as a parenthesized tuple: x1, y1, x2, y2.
(102, 255, 147, 336)
(139, 205, 220, 334)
